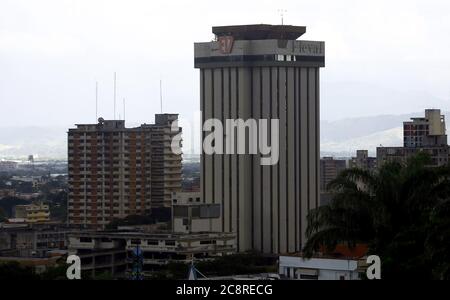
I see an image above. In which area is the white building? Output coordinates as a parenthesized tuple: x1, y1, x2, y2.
(171, 192, 222, 233)
(279, 255, 362, 280)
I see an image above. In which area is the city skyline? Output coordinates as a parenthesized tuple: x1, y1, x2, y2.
(1, 3, 450, 282)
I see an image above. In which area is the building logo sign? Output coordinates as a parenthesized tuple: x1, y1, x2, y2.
(218, 36, 234, 54)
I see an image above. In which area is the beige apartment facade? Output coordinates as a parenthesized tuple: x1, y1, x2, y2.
(67, 114, 182, 229)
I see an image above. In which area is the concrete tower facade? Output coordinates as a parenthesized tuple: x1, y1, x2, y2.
(194, 24, 325, 253)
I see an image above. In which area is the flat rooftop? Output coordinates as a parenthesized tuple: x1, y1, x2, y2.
(212, 24, 306, 40)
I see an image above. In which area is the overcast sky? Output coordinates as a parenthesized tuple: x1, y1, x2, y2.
(1, 0, 450, 132)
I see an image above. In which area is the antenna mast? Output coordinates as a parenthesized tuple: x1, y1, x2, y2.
(123, 98, 126, 120)
(160, 79, 163, 114)
(278, 9, 287, 25)
(114, 72, 117, 119)
(95, 81, 98, 122)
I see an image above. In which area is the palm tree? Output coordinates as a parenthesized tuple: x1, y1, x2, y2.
(303, 152, 450, 279)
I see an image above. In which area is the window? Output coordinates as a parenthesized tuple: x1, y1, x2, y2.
(130, 239, 141, 245)
(173, 206, 188, 218)
(200, 240, 216, 245)
(199, 204, 221, 218)
(297, 268, 318, 280)
(300, 274, 319, 280)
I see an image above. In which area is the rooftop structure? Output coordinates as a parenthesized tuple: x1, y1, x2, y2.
(212, 24, 307, 40)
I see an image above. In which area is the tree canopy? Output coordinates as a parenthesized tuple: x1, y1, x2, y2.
(304, 153, 450, 279)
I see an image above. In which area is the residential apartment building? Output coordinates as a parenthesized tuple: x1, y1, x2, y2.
(67, 114, 182, 229)
(377, 109, 449, 167)
(403, 109, 446, 147)
(195, 24, 325, 254)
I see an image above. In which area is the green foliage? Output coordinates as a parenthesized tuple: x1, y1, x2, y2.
(0, 262, 39, 280)
(0, 207, 6, 222)
(94, 271, 115, 280)
(46, 191, 68, 221)
(304, 153, 450, 279)
(39, 264, 68, 280)
(0, 261, 71, 280)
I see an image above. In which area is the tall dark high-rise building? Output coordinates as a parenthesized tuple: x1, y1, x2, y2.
(320, 157, 347, 192)
(194, 24, 325, 253)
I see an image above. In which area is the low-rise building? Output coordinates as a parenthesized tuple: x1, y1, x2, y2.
(0, 255, 65, 274)
(0, 223, 73, 257)
(377, 146, 449, 167)
(68, 230, 236, 278)
(67, 192, 236, 278)
(278, 256, 363, 280)
(14, 203, 50, 223)
(0, 161, 18, 172)
(278, 244, 368, 280)
(349, 150, 377, 171)
(172, 192, 221, 233)
(0, 189, 16, 198)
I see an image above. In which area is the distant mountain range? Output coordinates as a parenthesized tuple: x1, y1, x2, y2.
(321, 111, 449, 157)
(322, 82, 450, 121)
(0, 126, 68, 160)
(0, 111, 448, 160)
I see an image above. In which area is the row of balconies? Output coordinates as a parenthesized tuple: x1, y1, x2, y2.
(69, 161, 151, 166)
(68, 202, 151, 209)
(68, 208, 149, 214)
(69, 192, 150, 198)
(69, 143, 157, 150)
(69, 185, 151, 190)
(69, 166, 152, 171)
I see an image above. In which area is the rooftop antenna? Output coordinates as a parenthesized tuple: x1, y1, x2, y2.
(114, 72, 117, 119)
(160, 79, 163, 114)
(123, 98, 126, 120)
(95, 81, 98, 122)
(277, 9, 287, 25)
